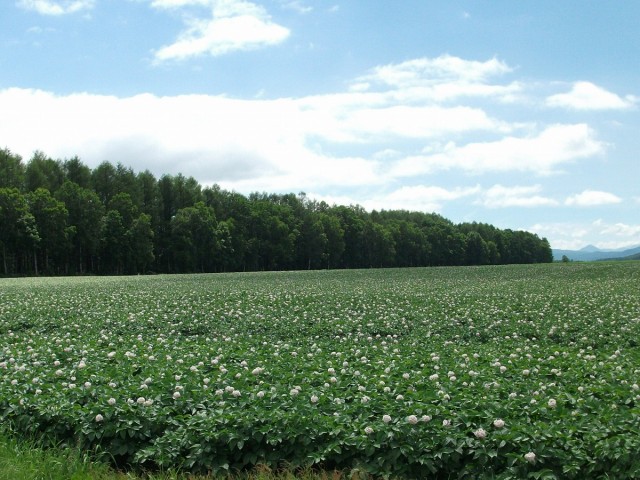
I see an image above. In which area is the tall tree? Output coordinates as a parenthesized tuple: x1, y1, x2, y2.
(91, 161, 118, 205)
(56, 181, 105, 274)
(63, 156, 92, 188)
(128, 213, 155, 273)
(171, 202, 218, 272)
(108, 192, 138, 228)
(300, 213, 328, 270)
(0, 188, 39, 274)
(25, 151, 64, 193)
(320, 213, 345, 269)
(27, 188, 70, 274)
(100, 210, 127, 274)
(465, 231, 490, 265)
(0, 148, 25, 190)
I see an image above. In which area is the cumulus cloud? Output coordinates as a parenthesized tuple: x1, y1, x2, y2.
(565, 190, 622, 206)
(0, 54, 617, 204)
(17, 0, 94, 15)
(152, 0, 290, 61)
(0, 87, 384, 192)
(546, 81, 637, 111)
(389, 124, 604, 177)
(478, 184, 558, 208)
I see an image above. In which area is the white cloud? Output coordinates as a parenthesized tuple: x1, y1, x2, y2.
(310, 185, 480, 213)
(531, 220, 640, 251)
(565, 190, 622, 206)
(151, 0, 213, 7)
(152, 0, 290, 61)
(478, 184, 558, 208)
(0, 55, 623, 210)
(367, 185, 480, 212)
(351, 55, 522, 104)
(595, 219, 640, 238)
(0, 87, 383, 192)
(546, 81, 637, 111)
(390, 124, 604, 177)
(17, 0, 94, 15)
(328, 105, 508, 142)
(0, 82, 607, 196)
(529, 222, 589, 250)
(358, 55, 512, 88)
(281, 1, 312, 14)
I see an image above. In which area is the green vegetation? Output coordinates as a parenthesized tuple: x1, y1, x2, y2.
(0, 433, 360, 480)
(1, 262, 639, 478)
(0, 431, 114, 480)
(0, 147, 552, 276)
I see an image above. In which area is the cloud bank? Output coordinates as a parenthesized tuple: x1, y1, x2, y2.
(1, 54, 631, 253)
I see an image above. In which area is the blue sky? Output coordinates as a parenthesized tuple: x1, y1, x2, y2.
(1, 0, 639, 250)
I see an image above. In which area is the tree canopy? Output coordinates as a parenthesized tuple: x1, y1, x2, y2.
(0, 148, 553, 276)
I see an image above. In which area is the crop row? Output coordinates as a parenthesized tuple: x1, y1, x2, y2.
(1, 263, 639, 478)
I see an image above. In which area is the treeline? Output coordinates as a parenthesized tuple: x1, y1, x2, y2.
(0, 147, 552, 276)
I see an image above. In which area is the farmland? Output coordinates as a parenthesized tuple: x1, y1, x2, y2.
(1, 263, 639, 479)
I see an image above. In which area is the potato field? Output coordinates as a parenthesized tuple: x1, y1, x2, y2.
(1, 263, 639, 479)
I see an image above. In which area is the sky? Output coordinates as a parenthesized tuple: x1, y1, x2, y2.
(1, 1, 639, 251)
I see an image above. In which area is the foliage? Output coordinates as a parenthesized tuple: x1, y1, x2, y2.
(0, 150, 553, 276)
(1, 263, 639, 478)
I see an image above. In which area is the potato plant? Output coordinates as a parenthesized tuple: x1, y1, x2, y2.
(1, 263, 639, 478)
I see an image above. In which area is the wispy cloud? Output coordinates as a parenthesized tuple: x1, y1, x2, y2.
(280, 1, 312, 14)
(478, 184, 558, 208)
(152, 0, 290, 62)
(350, 55, 522, 103)
(17, 0, 94, 15)
(546, 81, 637, 111)
(357, 55, 512, 87)
(565, 190, 622, 206)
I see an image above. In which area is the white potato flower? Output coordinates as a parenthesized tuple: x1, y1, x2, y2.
(474, 428, 487, 439)
(406, 415, 418, 424)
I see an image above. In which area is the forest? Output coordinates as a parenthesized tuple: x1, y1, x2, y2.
(0, 147, 552, 276)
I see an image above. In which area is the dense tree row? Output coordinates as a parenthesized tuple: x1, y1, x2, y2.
(0, 147, 553, 276)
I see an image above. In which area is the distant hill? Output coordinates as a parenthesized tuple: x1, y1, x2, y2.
(600, 251, 640, 261)
(553, 245, 640, 262)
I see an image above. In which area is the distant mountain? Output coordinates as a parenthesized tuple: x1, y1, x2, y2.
(579, 244, 601, 253)
(553, 245, 640, 262)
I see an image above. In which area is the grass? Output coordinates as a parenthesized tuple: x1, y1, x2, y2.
(0, 431, 115, 480)
(0, 432, 362, 480)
